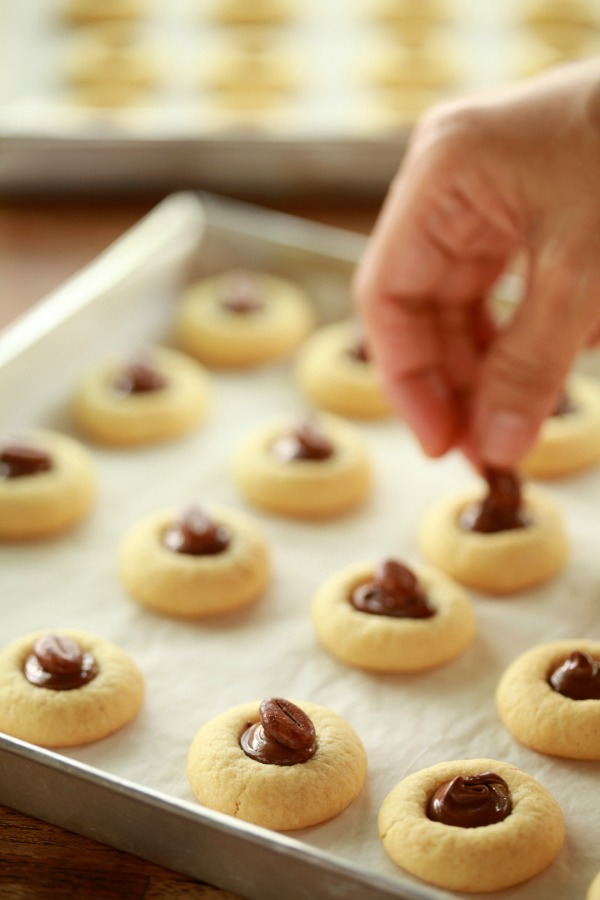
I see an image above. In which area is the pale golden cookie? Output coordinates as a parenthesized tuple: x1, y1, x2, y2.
(520, 374, 600, 478)
(211, 0, 295, 26)
(118, 505, 270, 618)
(311, 560, 475, 672)
(521, 0, 598, 52)
(375, 0, 450, 46)
(72, 346, 211, 447)
(63, 28, 159, 91)
(231, 413, 372, 519)
(0, 429, 96, 542)
(187, 700, 367, 830)
(61, 0, 145, 24)
(0, 629, 143, 747)
(175, 270, 315, 369)
(379, 758, 565, 893)
(370, 42, 459, 90)
(588, 870, 600, 900)
(203, 47, 298, 95)
(418, 483, 568, 594)
(496, 639, 600, 759)
(294, 320, 391, 419)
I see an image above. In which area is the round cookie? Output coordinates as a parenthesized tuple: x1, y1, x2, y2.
(417, 474, 568, 595)
(231, 412, 372, 519)
(63, 28, 159, 91)
(520, 374, 600, 478)
(71, 346, 211, 447)
(204, 47, 298, 95)
(211, 0, 294, 26)
(0, 629, 144, 747)
(496, 639, 600, 760)
(370, 42, 459, 91)
(187, 698, 367, 831)
(61, 0, 145, 24)
(118, 504, 270, 618)
(588, 871, 600, 900)
(375, 0, 450, 47)
(175, 270, 315, 369)
(294, 320, 391, 419)
(378, 758, 565, 893)
(521, 0, 598, 52)
(0, 429, 96, 541)
(311, 558, 475, 672)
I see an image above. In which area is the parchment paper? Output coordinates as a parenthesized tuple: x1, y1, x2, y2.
(2, 193, 600, 900)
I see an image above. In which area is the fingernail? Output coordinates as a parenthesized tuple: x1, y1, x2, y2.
(478, 409, 537, 467)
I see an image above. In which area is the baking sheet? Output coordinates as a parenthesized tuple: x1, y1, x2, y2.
(2, 192, 600, 900)
(1, 1, 599, 192)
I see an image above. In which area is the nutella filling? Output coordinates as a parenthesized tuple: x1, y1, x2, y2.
(240, 697, 317, 766)
(549, 651, 600, 700)
(271, 418, 334, 462)
(427, 772, 512, 828)
(219, 272, 264, 315)
(163, 506, 230, 556)
(460, 466, 530, 534)
(113, 358, 167, 395)
(350, 559, 435, 619)
(24, 634, 98, 691)
(552, 392, 577, 417)
(0, 442, 52, 480)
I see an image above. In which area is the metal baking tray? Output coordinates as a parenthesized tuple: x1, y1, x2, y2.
(2, 0, 598, 193)
(1, 192, 600, 900)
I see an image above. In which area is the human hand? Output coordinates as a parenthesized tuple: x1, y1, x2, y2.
(354, 59, 600, 468)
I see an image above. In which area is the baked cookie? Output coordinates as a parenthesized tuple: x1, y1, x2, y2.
(187, 696, 367, 831)
(118, 504, 270, 618)
(311, 557, 475, 672)
(294, 320, 391, 419)
(63, 27, 159, 91)
(588, 871, 600, 900)
(0, 630, 143, 747)
(521, 0, 598, 52)
(375, 0, 450, 47)
(175, 270, 315, 369)
(379, 758, 565, 893)
(231, 412, 372, 519)
(0, 429, 96, 541)
(496, 639, 600, 759)
(418, 467, 568, 594)
(71, 346, 211, 447)
(520, 374, 600, 478)
(211, 0, 295, 26)
(61, 0, 145, 24)
(370, 42, 459, 91)
(203, 47, 298, 95)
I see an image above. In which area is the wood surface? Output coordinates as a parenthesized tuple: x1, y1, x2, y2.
(0, 190, 382, 899)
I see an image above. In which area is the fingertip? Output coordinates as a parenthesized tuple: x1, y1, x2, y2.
(386, 369, 462, 459)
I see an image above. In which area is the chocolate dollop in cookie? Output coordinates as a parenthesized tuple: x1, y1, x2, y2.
(240, 697, 317, 766)
(549, 651, 600, 700)
(460, 467, 530, 534)
(0, 441, 52, 480)
(427, 772, 512, 828)
(271, 417, 334, 462)
(163, 506, 231, 556)
(350, 559, 435, 619)
(113, 357, 167, 395)
(24, 634, 98, 691)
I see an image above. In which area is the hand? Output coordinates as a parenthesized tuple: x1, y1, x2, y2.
(354, 59, 600, 467)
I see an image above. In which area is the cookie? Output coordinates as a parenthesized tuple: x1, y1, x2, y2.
(203, 47, 298, 95)
(61, 0, 145, 24)
(211, 0, 295, 26)
(379, 758, 565, 893)
(375, 0, 450, 47)
(294, 320, 392, 419)
(187, 697, 367, 830)
(118, 504, 270, 618)
(175, 270, 315, 369)
(496, 639, 600, 759)
(370, 42, 459, 91)
(0, 429, 96, 541)
(311, 558, 475, 672)
(418, 467, 568, 594)
(520, 374, 600, 478)
(71, 346, 211, 447)
(0, 630, 143, 747)
(231, 412, 372, 519)
(63, 27, 159, 91)
(588, 871, 600, 900)
(521, 0, 598, 51)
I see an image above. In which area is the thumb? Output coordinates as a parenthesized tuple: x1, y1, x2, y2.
(471, 244, 598, 468)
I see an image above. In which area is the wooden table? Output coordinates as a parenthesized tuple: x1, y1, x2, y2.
(0, 190, 382, 899)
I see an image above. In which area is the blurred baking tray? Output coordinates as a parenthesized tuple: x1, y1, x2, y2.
(2, 192, 600, 900)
